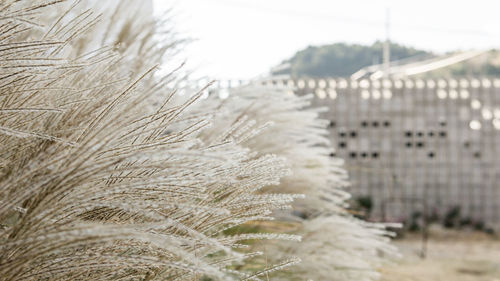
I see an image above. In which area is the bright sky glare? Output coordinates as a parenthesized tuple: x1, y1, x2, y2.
(153, 0, 500, 79)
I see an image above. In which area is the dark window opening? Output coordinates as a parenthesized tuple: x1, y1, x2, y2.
(405, 131, 412, 137)
(328, 121, 336, 128)
(428, 152, 435, 158)
(350, 131, 357, 138)
(417, 132, 424, 137)
(339, 142, 347, 148)
(464, 141, 470, 148)
(339, 131, 346, 137)
(372, 152, 379, 159)
(416, 142, 424, 148)
(350, 152, 357, 158)
(439, 121, 447, 127)
(439, 131, 447, 137)
(383, 121, 391, 127)
(372, 121, 379, 127)
(406, 142, 412, 148)
(474, 152, 481, 158)
(329, 152, 336, 157)
(428, 131, 434, 137)
(361, 121, 368, 127)
(361, 152, 367, 158)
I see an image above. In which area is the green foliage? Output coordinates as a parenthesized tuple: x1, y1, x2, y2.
(443, 206, 461, 228)
(408, 211, 423, 232)
(356, 195, 373, 212)
(277, 41, 431, 77)
(350, 195, 373, 220)
(223, 223, 264, 236)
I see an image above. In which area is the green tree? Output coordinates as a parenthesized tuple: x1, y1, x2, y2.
(276, 41, 432, 77)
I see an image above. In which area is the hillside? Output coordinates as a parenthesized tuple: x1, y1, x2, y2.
(274, 41, 432, 77)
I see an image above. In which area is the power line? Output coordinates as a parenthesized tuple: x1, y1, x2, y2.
(205, 0, 500, 38)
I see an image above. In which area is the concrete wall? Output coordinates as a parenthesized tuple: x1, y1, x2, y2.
(257, 77, 500, 225)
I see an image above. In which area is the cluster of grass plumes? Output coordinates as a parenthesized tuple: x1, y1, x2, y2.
(194, 86, 399, 280)
(0, 1, 303, 280)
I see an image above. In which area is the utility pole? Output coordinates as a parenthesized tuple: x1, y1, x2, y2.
(383, 8, 391, 77)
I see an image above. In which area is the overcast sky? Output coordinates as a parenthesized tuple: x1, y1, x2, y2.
(153, 0, 500, 79)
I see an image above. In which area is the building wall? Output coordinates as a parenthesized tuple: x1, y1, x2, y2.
(260, 77, 500, 225)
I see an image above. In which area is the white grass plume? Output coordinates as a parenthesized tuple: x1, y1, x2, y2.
(0, 1, 301, 280)
(195, 85, 399, 280)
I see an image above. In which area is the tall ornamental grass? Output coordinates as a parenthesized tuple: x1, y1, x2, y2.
(0, 1, 396, 280)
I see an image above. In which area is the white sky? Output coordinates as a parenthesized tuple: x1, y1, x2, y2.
(153, 0, 500, 79)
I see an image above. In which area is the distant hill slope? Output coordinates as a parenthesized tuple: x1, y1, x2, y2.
(274, 41, 432, 77)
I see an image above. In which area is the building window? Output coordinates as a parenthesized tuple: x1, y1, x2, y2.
(439, 131, 447, 138)
(372, 152, 379, 159)
(417, 131, 424, 137)
(416, 142, 424, 148)
(350, 131, 357, 138)
(428, 131, 434, 137)
(361, 121, 368, 127)
(329, 152, 336, 157)
(428, 152, 435, 158)
(329, 121, 336, 128)
(383, 121, 391, 127)
(339, 142, 347, 148)
(361, 152, 367, 158)
(406, 142, 412, 148)
(339, 131, 346, 137)
(405, 131, 412, 137)
(350, 152, 357, 158)
(474, 152, 481, 158)
(372, 121, 379, 127)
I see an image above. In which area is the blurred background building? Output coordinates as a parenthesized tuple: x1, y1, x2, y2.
(201, 51, 500, 228)
(153, 0, 500, 228)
